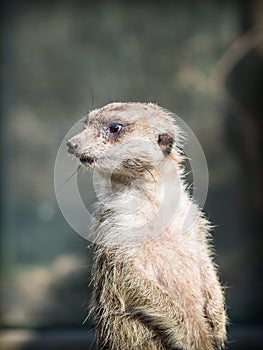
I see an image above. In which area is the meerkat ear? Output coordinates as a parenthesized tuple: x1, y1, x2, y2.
(158, 133, 174, 155)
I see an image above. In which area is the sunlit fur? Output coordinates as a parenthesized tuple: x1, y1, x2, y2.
(68, 102, 227, 350)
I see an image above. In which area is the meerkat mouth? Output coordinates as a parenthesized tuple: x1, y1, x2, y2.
(79, 154, 95, 165)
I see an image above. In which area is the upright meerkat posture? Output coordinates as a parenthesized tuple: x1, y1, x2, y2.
(67, 102, 227, 350)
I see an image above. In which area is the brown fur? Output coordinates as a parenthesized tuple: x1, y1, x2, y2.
(67, 102, 227, 350)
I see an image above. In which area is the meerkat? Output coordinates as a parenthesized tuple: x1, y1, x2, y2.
(67, 102, 227, 350)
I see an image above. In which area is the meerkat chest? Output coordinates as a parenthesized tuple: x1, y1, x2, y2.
(132, 233, 203, 300)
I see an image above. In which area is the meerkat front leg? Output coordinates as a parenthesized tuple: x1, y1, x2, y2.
(200, 259, 227, 349)
(124, 274, 215, 350)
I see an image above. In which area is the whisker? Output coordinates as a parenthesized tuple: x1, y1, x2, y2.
(57, 164, 81, 190)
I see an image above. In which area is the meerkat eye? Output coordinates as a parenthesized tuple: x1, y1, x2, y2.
(108, 123, 123, 133)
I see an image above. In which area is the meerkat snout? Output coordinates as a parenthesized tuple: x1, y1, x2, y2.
(67, 136, 96, 165)
(66, 139, 80, 154)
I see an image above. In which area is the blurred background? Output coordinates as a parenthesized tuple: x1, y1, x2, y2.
(0, 0, 262, 349)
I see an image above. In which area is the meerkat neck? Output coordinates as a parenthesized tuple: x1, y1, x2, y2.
(95, 156, 184, 202)
(92, 156, 191, 248)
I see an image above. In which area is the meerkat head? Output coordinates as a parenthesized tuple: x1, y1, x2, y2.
(67, 102, 183, 177)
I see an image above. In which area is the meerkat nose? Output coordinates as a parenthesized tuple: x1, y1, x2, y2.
(66, 138, 80, 154)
